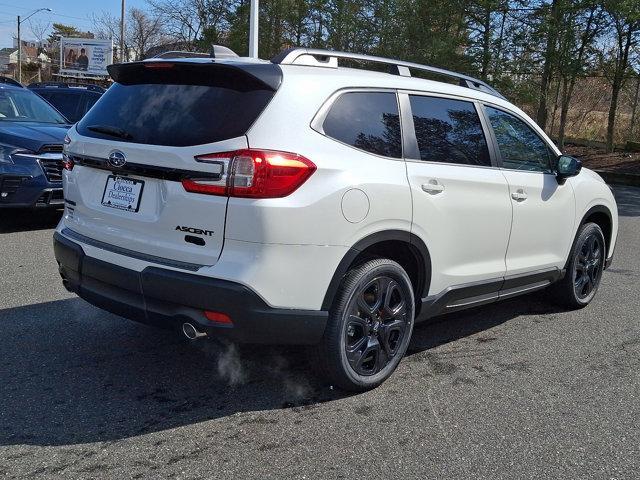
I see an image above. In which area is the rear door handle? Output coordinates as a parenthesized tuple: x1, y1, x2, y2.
(422, 180, 445, 195)
(511, 189, 527, 202)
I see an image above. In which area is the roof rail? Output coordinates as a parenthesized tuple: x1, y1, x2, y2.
(27, 82, 106, 93)
(272, 48, 505, 100)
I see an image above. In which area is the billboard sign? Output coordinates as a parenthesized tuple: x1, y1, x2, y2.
(60, 37, 113, 76)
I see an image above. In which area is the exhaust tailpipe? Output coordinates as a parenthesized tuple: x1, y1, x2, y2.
(182, 322, 207, 340)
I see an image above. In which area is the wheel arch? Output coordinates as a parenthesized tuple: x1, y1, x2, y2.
(321, 230, 432, 313)
(579, 204, 613, 256)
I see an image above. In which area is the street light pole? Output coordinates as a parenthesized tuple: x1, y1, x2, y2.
(249, 0, 259, 58)
(120, 0, 125, 62)
(16, 8, 51, 84)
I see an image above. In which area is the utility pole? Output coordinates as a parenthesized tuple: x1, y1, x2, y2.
(120, 0, 126, 62)
(249, 0, 258, 58)
(17, 15, 20, 83)
(16, 8, 51, 84)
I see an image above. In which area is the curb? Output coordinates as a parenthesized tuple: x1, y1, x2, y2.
(594, 170, 640, 188)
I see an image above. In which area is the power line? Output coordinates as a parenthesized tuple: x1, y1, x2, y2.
(0, 2, 93, 24)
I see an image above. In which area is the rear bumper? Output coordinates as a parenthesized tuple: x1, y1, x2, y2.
(53, 232, 328, 345)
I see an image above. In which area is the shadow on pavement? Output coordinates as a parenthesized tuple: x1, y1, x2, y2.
(612, 185, 640, 217)
(0, 291, 565, 447)
(0, 208, 62, 234)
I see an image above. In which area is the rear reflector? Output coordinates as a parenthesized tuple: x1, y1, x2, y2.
(181, 178, 226, 196)
(184, 149, 316, 199)
(204, 311, 233, 325)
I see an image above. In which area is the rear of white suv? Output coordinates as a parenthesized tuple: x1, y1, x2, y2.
(55, 51, 618, 391)
(56, 58, 341, 344)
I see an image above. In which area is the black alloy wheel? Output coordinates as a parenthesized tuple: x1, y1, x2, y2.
(315, 258, 415, 391)
(549, 222, 605, 309)
(574, 232, 603, 300)
(344, 275, 409, 376)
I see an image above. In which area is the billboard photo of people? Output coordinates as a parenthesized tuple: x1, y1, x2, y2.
(60, 38, 113, 76)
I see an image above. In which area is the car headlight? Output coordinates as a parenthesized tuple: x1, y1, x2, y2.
(0, 145, 35, 165)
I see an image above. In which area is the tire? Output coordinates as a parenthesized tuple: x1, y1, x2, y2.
(315, 258, 415, 392)
(549, 222, 606, 309)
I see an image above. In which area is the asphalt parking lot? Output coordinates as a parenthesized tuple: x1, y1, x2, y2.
(1, 185, 639, 479)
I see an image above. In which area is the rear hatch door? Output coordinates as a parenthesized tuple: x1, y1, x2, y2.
(63, 60, 281, 267)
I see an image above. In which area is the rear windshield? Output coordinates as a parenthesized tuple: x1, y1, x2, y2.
(76, 63, 278, 147)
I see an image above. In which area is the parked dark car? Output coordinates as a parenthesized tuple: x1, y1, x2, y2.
(0, 82, 70, 208)
(28, 82, 105, 124)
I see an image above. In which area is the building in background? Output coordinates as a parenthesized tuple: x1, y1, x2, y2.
(0, 39, 51, 79)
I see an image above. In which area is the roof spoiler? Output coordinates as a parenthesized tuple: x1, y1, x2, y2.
(107, 61, 282, 91)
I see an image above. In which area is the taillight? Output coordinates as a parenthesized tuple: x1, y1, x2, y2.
(183, 149, 316, 199)
(62, 154, 74, 171)
(144, 62, 175, 69)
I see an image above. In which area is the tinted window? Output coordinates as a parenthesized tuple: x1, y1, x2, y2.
(47, 92, 81, 122)
(84, 93, 101, 113)
(77, 67, 276, 147)
(485, 107, 554, 173)
(323, 92, 401, 158)
(409, 95, 490, 166)
(0, 89, 66, 124)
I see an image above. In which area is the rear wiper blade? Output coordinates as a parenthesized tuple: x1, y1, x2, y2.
(87, 124, 133, 140)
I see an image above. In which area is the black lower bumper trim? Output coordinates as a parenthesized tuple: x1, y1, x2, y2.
(53, 232, 327, 345)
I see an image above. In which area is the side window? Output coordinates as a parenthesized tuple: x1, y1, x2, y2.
(323, 91, 402, 158)
(409, 95, 491, 166)
(84, 93, 100, 113)
(48, 92, 81, 122)
(485, 106, 554, 173)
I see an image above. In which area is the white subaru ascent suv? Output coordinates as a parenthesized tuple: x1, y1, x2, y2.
(54, 48, 618, 391)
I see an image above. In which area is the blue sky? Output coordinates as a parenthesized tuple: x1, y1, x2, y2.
(0, 0, 148, 48)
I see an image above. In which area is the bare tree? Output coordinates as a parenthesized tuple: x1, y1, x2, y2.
(602, 0, 640, 152)
(630, 71, 640, 141)
(555, 4, 605, 149)
(91, 10, 125, 59)
(535, 0, 562, 131)
(29, 19, 51, 47)
(146, 0, 236, 50)
(128, 8, 165, 59)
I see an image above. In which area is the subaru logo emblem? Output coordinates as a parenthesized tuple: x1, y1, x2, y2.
(108, 151, 126, 168)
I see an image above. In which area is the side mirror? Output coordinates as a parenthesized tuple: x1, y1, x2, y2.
(556, 155, 582, 182)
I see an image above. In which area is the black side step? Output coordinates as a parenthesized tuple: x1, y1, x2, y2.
(417, 268, 563, 322)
